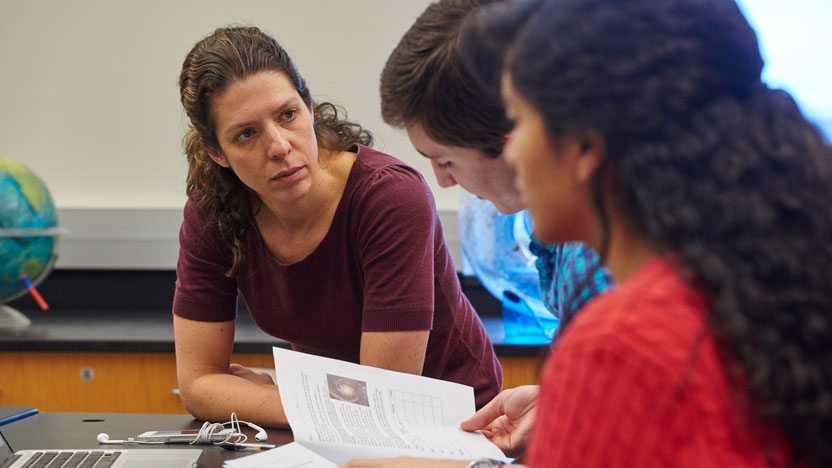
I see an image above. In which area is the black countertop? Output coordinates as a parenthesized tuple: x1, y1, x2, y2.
(2, 411, 294, 467)
(0, 308, 285, 354)
(1, 269, 550, 357)
(0, 308, 549, 357)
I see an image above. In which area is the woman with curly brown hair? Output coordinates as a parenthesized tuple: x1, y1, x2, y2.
(172, 26, 501, 429)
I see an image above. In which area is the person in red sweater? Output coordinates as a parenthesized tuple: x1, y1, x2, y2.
(342, 0, 832, 467)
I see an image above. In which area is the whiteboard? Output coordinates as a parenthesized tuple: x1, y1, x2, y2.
(0, 0, 462, 212)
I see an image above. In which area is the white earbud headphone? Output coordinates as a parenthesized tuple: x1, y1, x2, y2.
(237, 421, 267, 442)
(95, 413, 267, 445)
(214, 412, 268, 442)
(246, 422, 269, 442)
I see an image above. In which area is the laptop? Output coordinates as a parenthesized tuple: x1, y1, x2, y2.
(0, 428, 202, 468)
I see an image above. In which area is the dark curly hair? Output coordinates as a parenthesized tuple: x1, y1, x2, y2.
(179, 26, 372, 277)
(465, 0, 832, 465)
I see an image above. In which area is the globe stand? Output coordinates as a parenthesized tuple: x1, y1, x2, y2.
(0, 249, 60, 331)
(0, 304, 32, 330)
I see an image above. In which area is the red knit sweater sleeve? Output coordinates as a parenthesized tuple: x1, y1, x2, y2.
(525, 259, 784, 467)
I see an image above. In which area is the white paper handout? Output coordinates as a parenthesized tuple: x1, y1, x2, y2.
(223, 441, 336, 468)
(223, 347, 506, 467)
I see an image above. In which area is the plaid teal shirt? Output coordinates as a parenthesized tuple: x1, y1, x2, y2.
(529, 238, 613, 335)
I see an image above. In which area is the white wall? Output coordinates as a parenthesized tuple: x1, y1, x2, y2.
(54, 207, 461, 270)
(0, 0, 461, 211)
(0, 0, 466, 268)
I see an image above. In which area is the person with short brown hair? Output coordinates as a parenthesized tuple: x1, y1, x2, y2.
(380, 0, 612, 342)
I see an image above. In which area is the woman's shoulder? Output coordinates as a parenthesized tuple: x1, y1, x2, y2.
(181, 198, 226, 234)
(339, 145, 438, 228)
(178, 198, 234, 264)
(349, 144, 433, 196)
(353, 144, 419, 174)
(182, 197, 214, 230)
(561, 258, 709, 362)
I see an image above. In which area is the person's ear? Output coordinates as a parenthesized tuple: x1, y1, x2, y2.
(575, 131, 606, 184)
(207, 148, 231, 168)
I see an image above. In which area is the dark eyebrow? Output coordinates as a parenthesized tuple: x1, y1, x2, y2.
(221, 95, 303, 138)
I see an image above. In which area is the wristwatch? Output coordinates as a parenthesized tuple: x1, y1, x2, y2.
(466, 459, 504, 468)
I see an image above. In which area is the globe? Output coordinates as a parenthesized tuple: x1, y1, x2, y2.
(458, 190, 557, 344)
(0, 156, 60, 329)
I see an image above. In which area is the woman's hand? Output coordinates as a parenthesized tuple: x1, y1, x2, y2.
(460, 385, 539, 458)
(173, 316, 288, 427)
(229, 363, 275, 385)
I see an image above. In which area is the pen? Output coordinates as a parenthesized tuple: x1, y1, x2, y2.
(220, 442, 277, 452)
